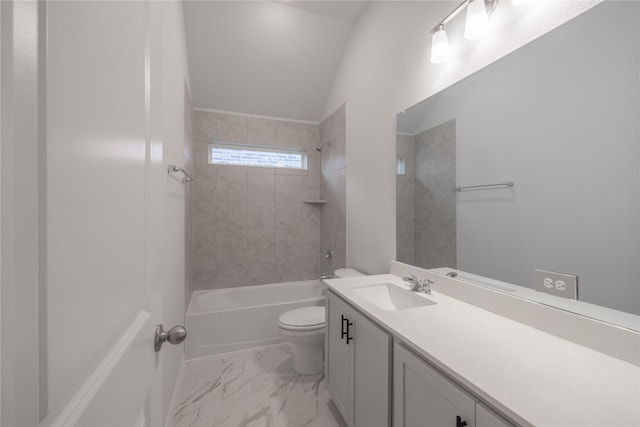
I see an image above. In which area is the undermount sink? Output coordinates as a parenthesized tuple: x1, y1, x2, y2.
(351, 283, 436, 311)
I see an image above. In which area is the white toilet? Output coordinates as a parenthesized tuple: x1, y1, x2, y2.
(277, 268, 364, 375)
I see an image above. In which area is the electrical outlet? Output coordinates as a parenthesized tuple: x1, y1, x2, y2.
(534, 269, 578, 300)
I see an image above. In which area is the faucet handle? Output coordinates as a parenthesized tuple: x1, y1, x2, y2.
(418, 278, 434, 294)
(402, 274, 417, 283)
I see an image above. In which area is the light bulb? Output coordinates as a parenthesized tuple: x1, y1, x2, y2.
(430, 25, 450, 64)
(464, 0, 489, 40)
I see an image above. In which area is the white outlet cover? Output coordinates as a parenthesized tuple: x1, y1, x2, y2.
(534, 269, 578, 300)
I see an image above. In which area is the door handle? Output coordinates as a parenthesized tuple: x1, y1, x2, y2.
(345, 319, 353, 345)
(341, 315, 347, 340)
(154, 324, 187, 352)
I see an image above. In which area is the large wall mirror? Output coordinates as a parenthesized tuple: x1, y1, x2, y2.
(396, 1, 639, 325)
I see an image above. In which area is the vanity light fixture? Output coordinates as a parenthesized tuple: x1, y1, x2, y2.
(430, 24, 450, 63)
(464, 0, 490, 39)
(430, 0, 498, 64)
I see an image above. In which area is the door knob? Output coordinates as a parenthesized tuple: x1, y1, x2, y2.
(154, 324, 187, 352)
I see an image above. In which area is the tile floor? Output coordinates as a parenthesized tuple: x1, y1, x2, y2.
(171, 343, 348, 427)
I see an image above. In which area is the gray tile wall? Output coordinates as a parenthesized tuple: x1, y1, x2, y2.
(319, 104, 347, 275)
(185, 87, 194, 303)
(192, 110, 321, 290)
(396, 133, 415, 265)
(413, 120, 457, 269)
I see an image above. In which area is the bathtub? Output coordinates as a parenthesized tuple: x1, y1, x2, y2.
(186, 280, 325, 359)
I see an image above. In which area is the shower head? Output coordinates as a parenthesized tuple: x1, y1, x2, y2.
(316, 141, 331, 152)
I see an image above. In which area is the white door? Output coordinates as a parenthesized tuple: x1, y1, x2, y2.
(1, 1, 190, 425)
(351, 310, 391, 427)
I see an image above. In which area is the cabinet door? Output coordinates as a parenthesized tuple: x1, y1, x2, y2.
(394, 343, 476, 427)
(476, 403, 513, 427)
(351, 310, 391, 427)
(325, 291, 352, 422)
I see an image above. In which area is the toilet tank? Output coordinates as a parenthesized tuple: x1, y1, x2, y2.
(334, 268, 365, 278)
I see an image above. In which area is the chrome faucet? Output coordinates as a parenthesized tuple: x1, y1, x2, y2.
(402, 274, 433, 295)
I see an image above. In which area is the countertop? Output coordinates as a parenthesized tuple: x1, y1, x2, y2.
(324, 274, 640, 427)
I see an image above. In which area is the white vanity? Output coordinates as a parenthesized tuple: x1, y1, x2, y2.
(323, 263, 640, 427)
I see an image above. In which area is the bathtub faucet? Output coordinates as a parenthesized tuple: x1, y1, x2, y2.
(319, 273, 334, 280)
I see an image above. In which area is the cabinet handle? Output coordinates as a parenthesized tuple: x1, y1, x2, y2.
(346, 320, 353, 344)
(456, 415, 467, 427)
(341, 315, 347, 340)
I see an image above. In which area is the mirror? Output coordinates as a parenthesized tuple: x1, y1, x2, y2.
(396, 1, 639, 325)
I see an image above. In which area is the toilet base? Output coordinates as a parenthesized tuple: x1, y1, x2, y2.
(292, 343, 323, 375)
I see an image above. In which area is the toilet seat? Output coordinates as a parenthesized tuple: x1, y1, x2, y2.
(277, 306, 325, 331)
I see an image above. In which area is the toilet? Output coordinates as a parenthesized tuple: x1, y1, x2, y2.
(277, 268, 364, 375)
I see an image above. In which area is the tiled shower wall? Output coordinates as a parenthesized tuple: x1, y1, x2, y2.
(192, 110, 322, 290)
(185, 87, 194, 302)
(414, 120, 456, 269)
(396, 120, 456, 270)
(396, 133, 415, 265)
(319, 104, 347, 275)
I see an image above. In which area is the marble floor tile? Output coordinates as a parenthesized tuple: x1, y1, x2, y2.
(171, 343, 347, 427)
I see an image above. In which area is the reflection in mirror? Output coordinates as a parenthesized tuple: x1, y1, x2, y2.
(396, 1, 639, 321)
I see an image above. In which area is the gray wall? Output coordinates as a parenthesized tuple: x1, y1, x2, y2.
(414, 2, 639, 313)
(192, 110, 322, 290)
(396, 133, 414, 265)
(319, 104, 347, 275)
(396, 120, 456, 270)
(413, 121, 456, 269)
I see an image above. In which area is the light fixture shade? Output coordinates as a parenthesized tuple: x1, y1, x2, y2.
(464, 0, 489, 40)
(430, 27, 450, 64)
(512, 0, 533, 6)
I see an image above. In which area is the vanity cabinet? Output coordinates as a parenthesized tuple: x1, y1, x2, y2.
(476, 403, 512, 427)
(325, 290, 391, 427)
(394, 343, 477, 427)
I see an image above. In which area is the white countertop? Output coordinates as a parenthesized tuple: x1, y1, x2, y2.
(324, 274, 640, 427)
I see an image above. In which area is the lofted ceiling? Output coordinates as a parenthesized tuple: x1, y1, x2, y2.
(183, 1, 368, 123)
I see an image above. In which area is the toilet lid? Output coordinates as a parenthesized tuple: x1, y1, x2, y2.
(278, 306, 325, 328)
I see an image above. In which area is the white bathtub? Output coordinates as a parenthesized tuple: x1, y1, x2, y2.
(186, 280, 325, 359)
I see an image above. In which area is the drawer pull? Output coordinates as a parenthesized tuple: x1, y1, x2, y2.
(341, 315, 348, 340)
(346, 320, 353, 344)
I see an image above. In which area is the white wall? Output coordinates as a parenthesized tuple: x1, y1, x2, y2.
(322, 0, 600, 274)
(413, 2, 639, 314)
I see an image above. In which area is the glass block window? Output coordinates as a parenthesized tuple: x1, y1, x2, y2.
(209, 142, 307, 170)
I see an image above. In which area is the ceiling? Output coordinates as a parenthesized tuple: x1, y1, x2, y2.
(183, 1, 369, 123)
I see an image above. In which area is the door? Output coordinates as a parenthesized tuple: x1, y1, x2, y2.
(1, 1, 190, 425)
(394, 343, 476, 427)
(325, 291, 352, 422)
(476, 403, 513, 427)
(351, 310, 391, 427)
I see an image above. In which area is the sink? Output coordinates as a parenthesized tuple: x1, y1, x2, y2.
(351, 283, 436, 311)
